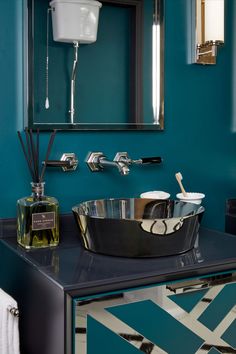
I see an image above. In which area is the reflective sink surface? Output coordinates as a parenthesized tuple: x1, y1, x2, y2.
(72, 199, 204, 258)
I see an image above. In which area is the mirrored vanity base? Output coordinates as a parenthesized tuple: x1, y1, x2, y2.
(75, 272, 236, 354)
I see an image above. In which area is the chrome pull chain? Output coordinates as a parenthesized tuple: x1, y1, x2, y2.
(45, 8, 51, 110)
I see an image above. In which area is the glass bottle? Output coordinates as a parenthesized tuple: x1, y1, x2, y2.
(17, 182, 59, 249)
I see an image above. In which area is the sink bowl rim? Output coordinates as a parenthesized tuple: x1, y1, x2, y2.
(72, 198, 205, 222)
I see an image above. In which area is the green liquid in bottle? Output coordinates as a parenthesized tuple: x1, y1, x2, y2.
(17, 183, 59, 249)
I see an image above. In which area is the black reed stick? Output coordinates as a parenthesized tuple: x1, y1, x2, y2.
(29, 129, 38, 182)
(36, 129, 39, 182)
(39, 130, 57, 183)
(17, 129, 57, 183)
(17, 131, 35, 181)
(24, 129, 35, 181)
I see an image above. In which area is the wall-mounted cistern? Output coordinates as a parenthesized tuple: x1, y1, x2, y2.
(86, 152, 130, 176)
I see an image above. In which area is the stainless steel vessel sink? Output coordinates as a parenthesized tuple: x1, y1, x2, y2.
(72, 198, 204, 258)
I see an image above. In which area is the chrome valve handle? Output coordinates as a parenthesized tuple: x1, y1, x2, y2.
(43, 153, 78, 172)
(114, 152, 162, 166)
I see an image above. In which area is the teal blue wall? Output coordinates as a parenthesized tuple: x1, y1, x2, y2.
(0, 0, 236, 231)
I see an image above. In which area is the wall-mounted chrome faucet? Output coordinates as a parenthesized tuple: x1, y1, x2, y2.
(86, 152, 130, 176)
(86, 152, 162, 176)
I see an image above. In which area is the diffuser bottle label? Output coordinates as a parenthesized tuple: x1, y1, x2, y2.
(32, 212, 55, 231)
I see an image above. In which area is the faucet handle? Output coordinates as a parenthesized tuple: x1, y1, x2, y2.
(43, 153, 78, 172)
(114, 153, 162, 166)
(139, 156, 162, 165)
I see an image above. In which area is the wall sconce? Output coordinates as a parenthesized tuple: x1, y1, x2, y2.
(195, 0, 224, 65)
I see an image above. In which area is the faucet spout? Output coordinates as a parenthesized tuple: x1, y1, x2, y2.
(117, 161, 130, 176)
(99, 157, 130, 175)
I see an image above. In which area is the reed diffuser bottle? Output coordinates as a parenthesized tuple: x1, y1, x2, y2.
(17, 129, 59, 249)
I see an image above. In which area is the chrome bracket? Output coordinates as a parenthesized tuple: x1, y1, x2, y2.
(196, 41, 223, 65)
(113, 152, 130, 163)
(86, 152, 104, 172)
(60, 153, 78, 172)
(8, 306, 19, 318)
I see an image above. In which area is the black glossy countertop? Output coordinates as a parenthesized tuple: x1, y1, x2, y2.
(1, 215, 236, 297)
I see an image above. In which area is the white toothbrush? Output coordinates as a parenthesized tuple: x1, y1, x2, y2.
(175, 172, 187, 197)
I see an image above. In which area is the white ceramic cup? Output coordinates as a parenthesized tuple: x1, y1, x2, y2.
(140, 191, 170, 200)
(176, 192, 205, 205)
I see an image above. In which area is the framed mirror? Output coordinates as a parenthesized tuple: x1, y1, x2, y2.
(26, 0, 164, 130)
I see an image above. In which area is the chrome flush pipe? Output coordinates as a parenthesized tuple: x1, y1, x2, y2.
(69, 41, 79, 124)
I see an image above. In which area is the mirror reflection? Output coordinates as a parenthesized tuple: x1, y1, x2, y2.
(27, 0, 164, 130)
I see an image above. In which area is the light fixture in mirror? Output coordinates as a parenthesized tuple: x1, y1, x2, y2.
(195, 0, 224, 65)
(26, 0, 164, 130)
(152, 1, 161, 125)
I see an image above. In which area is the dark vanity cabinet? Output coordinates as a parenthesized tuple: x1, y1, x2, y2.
(1, 220, 236, 354)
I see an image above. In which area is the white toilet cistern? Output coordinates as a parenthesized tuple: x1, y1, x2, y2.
(48, 0, 102, 123)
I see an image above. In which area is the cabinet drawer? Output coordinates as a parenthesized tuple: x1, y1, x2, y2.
(74, 271, 236, 354)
